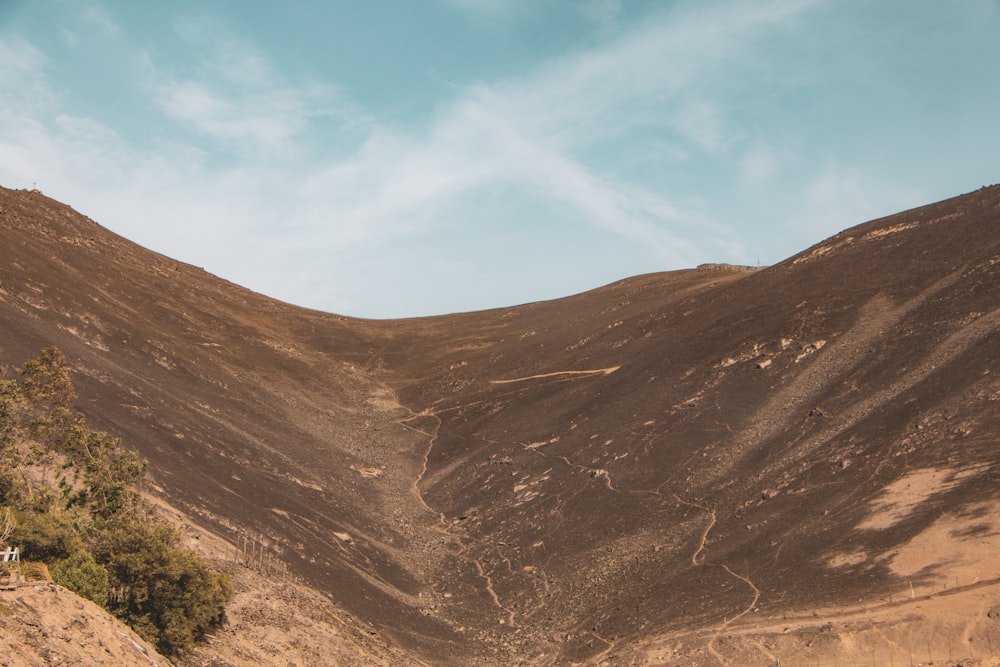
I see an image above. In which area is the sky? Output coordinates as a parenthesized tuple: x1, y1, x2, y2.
(1, 1, 998, 318)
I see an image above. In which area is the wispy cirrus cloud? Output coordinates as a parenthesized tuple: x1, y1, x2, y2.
(4, 0, 965, 317)
(146, 16, 368, 157)
(80, 5, 119, 34)
(579, 0, 623, 33)
(0, 36, 53, 113)
(486, 0, 819, 144)
(154, 78, 318, 152)
(798, 164, 922, 238)
(369, 1, 820, 255)
(0, 1, 816, 313)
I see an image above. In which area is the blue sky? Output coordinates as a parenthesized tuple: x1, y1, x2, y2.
(1, 1, 998, 318)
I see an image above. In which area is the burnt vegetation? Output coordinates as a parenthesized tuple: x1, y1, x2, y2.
(0, 184, 998, 664)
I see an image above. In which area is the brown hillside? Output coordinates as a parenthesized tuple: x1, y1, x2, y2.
(1, 184, 998, 665)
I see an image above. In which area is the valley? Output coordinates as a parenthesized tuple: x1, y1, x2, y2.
(1, 184, 998, 665)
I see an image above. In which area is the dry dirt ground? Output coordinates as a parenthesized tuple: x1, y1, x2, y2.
(1, 184, 999, 665)
(147, 498, 423, 667)
(0, 584, 167, 667)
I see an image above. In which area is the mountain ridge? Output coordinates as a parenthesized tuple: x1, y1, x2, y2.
(1, 184, 998, 665)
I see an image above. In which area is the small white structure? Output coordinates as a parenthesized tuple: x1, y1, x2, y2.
(1, 546, 22, 590)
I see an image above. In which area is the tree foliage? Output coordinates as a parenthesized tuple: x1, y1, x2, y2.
(18, 347, 76, 408)
(10, 511, 82, 561)
(96, 522, 231, 652)
(50, 550, 109, 606)
(0, 347, 230, 655)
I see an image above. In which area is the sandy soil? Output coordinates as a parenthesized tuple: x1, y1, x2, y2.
(0, 584, 167, 667)
(147, 498, 424, 667)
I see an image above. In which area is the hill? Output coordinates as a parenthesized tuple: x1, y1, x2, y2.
(1, 184, 998, 665)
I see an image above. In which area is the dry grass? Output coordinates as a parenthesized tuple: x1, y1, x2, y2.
(20, 561, 51, 582)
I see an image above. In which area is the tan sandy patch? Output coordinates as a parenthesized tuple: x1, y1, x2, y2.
(825, 549, 869, 569)
(863, 221, 919, 240)
(888, 499, 1000, 582)
(857, 465, 988, 530)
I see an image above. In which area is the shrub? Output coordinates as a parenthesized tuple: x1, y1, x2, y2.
(51, 550, 109, 606)
(0, 473, 25, 506)
(12, 511, 82, 561)
(95, 522, 231, 654)
(20, 561, 51, 582)
(18, 347, 76, 408)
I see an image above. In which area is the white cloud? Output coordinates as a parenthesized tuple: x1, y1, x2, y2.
(287, 79, 717, 271)
(488, 0, 820, 146)
(60, 28, 79, 47)
(0, 0, 877, 317)
(741, 146, 779, 186)
(0, 37, 54, 114)
(172, 16, 276, 88)
(81, 5, 119, 34)
(158, 81, 228, 122)
(371, 1, 820, 257)
(155, 78, 304, 150)
(448, 98, 703, 262)
(143, 16, 365, 156)
(672, 97, 729, 153)
(580, 0, 622, 33)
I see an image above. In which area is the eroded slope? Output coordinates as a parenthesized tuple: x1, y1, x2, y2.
(375, 187, 1000, 663)
(1, 185, 999, 665)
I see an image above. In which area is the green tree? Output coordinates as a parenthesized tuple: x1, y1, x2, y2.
(0, 348, 231, 655)
(70, 428, 146, 519)
(17, 348, 76, 449)
(11, 511, 82, 561)
(95, 522, 231, 654)
(51, 550, 109, 606)
(0, 377, 22, 452)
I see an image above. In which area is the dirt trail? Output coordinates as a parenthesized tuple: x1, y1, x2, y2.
(490, 366, 621, 384)
(627, 576, 1000, 666)
(673, 496, 716, 566)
